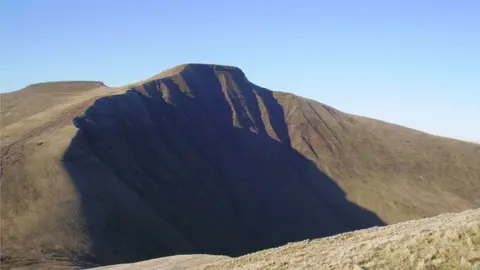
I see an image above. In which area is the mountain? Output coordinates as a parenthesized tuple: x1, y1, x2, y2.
(1, 64, 479, 269)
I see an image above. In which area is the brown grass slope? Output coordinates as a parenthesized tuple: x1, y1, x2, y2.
(1, 81, 106, 127)
(198, 208, 480, 270)
(91, 208, 480, 270)
(1, 64, 479, 269)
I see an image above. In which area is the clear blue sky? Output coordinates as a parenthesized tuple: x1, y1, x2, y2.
(1, 0, 479, 142)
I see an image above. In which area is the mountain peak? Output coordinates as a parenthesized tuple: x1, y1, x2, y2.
(132, 63, 247, 87)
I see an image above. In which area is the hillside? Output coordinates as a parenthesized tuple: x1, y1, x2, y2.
(1, 64, 479, 269)
(201, 208, 480, 270)
(92, 208, 480, 270)
(1, 81, 106, 128)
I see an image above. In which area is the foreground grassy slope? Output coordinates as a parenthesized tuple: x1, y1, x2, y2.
(1, 64, 479, 269)
(91, 208, 480, 270)
(199, 208, 480, 270)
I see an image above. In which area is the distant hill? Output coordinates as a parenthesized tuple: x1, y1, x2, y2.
(1, 64, 479, 269)
(1, 81, 106, 127)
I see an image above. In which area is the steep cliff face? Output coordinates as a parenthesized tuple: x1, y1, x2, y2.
(65, 64, 383, 262)
(1, 64, 479, 269)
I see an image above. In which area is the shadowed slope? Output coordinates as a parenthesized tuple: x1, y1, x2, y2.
(1, 64, 479, 269)
(63, 64, 384, 265)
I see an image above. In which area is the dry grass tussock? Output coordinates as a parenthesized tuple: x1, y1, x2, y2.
(90, 209, 480, 270)
(200, 208, 480, 270)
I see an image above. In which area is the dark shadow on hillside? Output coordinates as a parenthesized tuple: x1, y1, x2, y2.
(62, 72, 385, 266)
